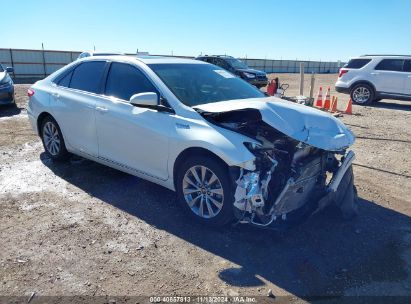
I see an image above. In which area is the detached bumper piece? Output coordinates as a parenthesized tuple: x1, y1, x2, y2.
(233, 150, 358, 229)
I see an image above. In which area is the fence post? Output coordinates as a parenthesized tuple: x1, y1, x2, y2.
(9, 48, 15, 80)
(299, 62, 305, 95)
(41, 43, 47, 78)
(309, 72, 315, 99)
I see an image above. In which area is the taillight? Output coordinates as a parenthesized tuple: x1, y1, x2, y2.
(27, 89, 35, 97)
(338, 69, 349, 78)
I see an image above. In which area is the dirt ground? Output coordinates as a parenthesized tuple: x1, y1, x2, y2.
(1, 77, 410, 302)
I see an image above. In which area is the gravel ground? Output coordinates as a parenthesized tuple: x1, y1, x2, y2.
(0, 79, 410, 301)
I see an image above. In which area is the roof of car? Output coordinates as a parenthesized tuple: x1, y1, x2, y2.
(197, 55, 234, 59)
(82, 55, 205, 65)
(358, 54, 411, 59)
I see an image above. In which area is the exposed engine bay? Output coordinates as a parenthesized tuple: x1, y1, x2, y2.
(199, 108, 358, 228)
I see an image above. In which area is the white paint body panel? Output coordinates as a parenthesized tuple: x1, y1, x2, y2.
(50, 86, 99, 157)
(94, 97, 172, 180)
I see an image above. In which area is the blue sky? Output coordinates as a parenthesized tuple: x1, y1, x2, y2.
(3, 0, 410, 61)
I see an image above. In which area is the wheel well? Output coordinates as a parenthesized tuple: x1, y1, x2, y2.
(37, 112, 53, 137)
(173, 147, 228, 190)
(350, 81, 376, 94)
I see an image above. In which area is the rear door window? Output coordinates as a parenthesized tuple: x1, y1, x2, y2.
(69, 61, 106, 93)
(403, 60, 411, 72)
(344, 59, 371, 69)
(375, 59, 405, 72)
(57, 70, 73, 87)
(105, 62, 157, 101)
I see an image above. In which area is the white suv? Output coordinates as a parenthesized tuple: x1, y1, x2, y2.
(335, 55, 411, 105)
(27, 56, 357, 228)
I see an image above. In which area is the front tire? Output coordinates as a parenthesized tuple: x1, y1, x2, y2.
(350, 83, 374, 105)
(176, 156, 235, 227)
(40, 116, 69, 161)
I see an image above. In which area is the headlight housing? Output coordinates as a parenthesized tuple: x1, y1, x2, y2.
(0, 75, 12, 85)
(244, 141, 263, 151)
(242, 72, 256, 79)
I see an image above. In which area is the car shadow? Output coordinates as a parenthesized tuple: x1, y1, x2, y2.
(40, 154, 411, 297)
(370, 100, 411, 111)
(0, 103, 22, 118)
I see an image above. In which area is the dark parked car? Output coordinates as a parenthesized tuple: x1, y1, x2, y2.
(0, 64, 15, 105)
(196, 55, 268, 88)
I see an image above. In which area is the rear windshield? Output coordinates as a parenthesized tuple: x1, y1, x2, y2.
(344, 59, 371, 69)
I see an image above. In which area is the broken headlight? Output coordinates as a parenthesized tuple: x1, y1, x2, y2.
(243, 141, 262, 152)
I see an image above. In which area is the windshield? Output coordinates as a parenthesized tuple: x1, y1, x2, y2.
(226, 58, 248, 69)
(0, 64, 3, 72)
(149, 63, 265, 107)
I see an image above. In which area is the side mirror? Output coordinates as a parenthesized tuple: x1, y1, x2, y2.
(130, 92, 158, 107)
(6, 67, 14, 73)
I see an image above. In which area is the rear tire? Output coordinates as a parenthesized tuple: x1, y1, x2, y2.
(176, 156, 235, 227)
(350, 83, 375, 105)
(40, 116, 69, 161)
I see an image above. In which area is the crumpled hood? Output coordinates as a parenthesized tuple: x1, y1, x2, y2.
(195, 97, 355, 151)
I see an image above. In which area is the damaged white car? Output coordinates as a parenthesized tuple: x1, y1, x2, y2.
(28, 56, 358, 228)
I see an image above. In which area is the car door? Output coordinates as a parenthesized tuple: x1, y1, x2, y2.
(403, 60, 411, 95)
(94, 62, 173, 180)
(51, 61, 107, 157)
(371, 59, 405, 94)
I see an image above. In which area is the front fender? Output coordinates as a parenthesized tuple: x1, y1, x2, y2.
(168, 117, 258, 177)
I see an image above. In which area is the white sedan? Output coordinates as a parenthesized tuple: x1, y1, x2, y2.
(27, 56, 357, 228)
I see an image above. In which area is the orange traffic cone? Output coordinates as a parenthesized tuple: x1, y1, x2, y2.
(330, 96, 338, 112)
(314, 87, 323, 108)
(344, 98, 353, 115)
(323, 87, 331, 110)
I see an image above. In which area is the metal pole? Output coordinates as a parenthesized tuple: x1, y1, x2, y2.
(299, 62, 305, 96)
(9, 48, 15, 80)
(41, 43, 47, 78)
(309, 72, 315, 99)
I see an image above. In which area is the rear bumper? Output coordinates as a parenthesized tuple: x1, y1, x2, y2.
(335, 85, 350, 94)
(0, 84, 15, 104)
(27, 102, 38, 135)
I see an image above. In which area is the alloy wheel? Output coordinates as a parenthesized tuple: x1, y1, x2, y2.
(352, 86, 371, 104)
(182, 165, 224, 219)
(43, 121, 61, 156)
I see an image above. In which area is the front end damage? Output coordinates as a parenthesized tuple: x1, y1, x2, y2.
(199, 105, 358, 228)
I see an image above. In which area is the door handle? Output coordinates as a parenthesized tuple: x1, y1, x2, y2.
(96, 106, 108, 113)
(370, 72, 379, 75)
(408, 75, 411, 78)
(52, 92, 60, 98)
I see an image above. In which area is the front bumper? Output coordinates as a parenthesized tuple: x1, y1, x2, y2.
(0, 83, 15, 104)
(234, 150, 357, 229)
(249, 78, 268, 88)
(335, 85, 350, 94)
